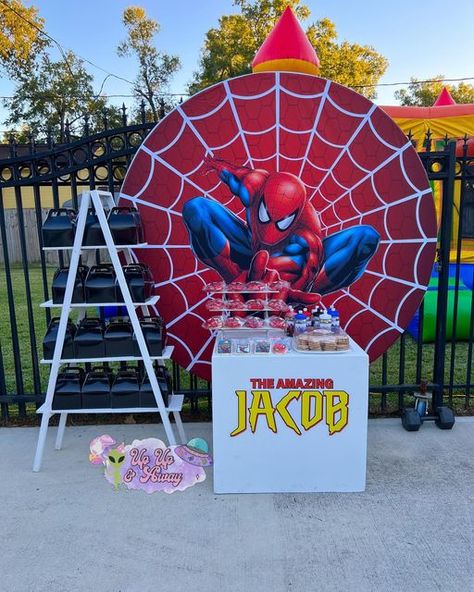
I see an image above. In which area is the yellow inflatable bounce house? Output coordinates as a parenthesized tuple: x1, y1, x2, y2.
(382, 88, 474, 264)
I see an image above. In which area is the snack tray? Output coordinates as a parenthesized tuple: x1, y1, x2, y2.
(209, 325, 286, 332)
(292, 342, 350, 354)
(206, 305, 288, 312)
(206, 288, 279, 294)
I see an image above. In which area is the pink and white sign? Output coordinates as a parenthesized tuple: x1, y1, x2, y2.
(89, 435, 212, 494)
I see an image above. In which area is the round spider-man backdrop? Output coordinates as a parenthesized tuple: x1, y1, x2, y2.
(120, 72, 437, 380)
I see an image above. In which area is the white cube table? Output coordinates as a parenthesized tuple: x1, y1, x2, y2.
(212, 336, 369, 493)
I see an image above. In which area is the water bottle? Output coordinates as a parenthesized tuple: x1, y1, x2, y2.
(319, 310, 332, 329)
(294, 312, 308, 335)
(303, 307, 312, 328)
(312, 306, 321, 328)
(285, 307, 295, 337)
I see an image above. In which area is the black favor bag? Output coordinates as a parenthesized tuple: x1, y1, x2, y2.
(84, 265, 118, 303)
(52, 367, 84, 410)
(43, 318, 76, 360)
(123, 263, 154, 302)
(111, 368, 140, 408)
(74, 318, 105, 358)
(41, 208, 77, 248)
(108, 206, 144, 245)
(133, 316, 163, 357)
(51, 266, 88, 304)
(104, 318, 134, 357)
(140, 366, 170, 407)
(83, 208, 106, 246)
(82, 367, 113, 408)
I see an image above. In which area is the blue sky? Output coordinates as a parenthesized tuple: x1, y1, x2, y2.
(1, 0, 473, 129)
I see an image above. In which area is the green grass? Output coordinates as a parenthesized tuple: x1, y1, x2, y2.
(0, 264, 54, 396)
(1, 264, 473, 422)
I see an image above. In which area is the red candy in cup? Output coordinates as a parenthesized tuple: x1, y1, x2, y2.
(224, 316, 244, 328)
(246, 281, 266, 292)
(269, 316, 286, 329)
(204, 281, 225, 292)
(203, 316, 223, 329)
(246, 299, 265, 311)
(244, 316, 264, 328)
(227, 281, 247, 292)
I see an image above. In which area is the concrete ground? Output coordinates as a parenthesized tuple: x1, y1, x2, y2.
(0, 419, 473, 592)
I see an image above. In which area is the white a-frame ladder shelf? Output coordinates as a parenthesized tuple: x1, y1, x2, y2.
(33, 190, 186, 471)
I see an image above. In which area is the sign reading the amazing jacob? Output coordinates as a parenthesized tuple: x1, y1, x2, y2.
(212, 343, 368, 493)
(230, 377, 349, 437)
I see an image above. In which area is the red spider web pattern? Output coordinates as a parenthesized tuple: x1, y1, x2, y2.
(120, 73, 437, 381)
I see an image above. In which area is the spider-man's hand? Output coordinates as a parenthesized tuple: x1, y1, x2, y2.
(201, 155, 221, 175)
(243, 251, 287, 300)
(287, 288, 322, 306)
(202, 155, 252, 182)
(248, 250, 279, 284)
(202, 155, 239, 175)
(246, 251, 322, 305)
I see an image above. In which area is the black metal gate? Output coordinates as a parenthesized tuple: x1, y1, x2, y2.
(0, 115, 473, 423)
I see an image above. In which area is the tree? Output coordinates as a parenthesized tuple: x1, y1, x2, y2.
(188, 0, 388, 99)
(4, 51, 122, 139)
(395, 76, 474, 106)
(117, 6, 180, 121)
(306, 19, 387, 99)
(0, 0, 48, 77)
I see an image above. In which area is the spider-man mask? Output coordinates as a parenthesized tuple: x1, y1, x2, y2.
(255, 172, 306, 245)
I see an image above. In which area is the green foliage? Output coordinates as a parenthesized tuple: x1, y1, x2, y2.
(395, 76, 474, 106)
(0, 0, 48, 77)
(3, 51, 122, 140)
(306, 19, 387, 99)
(117, 6, 180, 121)
(189, 0, 388, 98)
(234, 0, 310, 39)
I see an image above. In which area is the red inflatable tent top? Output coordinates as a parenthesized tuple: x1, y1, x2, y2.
(433, 87, 456, 107)
(252, 6, 320, 75)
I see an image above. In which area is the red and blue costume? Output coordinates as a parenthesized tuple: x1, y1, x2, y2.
(183, 157, 380, 304)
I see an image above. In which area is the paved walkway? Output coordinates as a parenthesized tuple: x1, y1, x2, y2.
(0, 419, 473, 592)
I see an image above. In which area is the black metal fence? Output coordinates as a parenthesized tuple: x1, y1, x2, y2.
(0, 113, 473, 422)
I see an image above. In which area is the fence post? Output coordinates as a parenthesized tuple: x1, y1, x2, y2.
(433, 140, 457, 407)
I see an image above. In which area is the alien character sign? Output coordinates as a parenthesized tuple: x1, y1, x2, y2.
(119, 73, 437, 380)
(183, 157, 379, 303)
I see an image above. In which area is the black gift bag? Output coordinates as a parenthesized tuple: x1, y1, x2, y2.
(82, 367, 113, 408)
(108, 206, 144, 245)
(123, 263, 154, 302)
(133, 316, 163, 357)
(111, 368, 140, 408)
(74, 318, 105, 358)
(140, 366, 170, 407)
(43, 318, 76, 360)
(104, 318, 134, 357)
(83, 208, 106, 246)
(84, 265, 118, 303)
(51, 266, 88, 304)
(41, 208, 77, 248)
(52, 367, 84, 410)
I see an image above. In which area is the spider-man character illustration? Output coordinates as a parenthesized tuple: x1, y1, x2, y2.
(183, 156, 380, 304)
